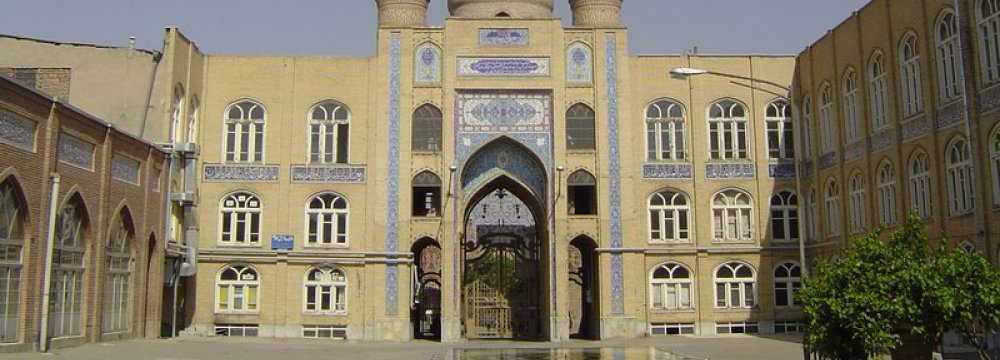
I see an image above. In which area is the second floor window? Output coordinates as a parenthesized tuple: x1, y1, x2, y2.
(309, 101, 350, 164)
(765, 100, 794, 160)
(306, 193, 349, 246)
(870, 54, 891, 131)
(899, 34, 925, 117)
(708, 100, 749, 160)
(645, 100, 686, 161)
(937, 11, 962, 102)
(225, 101, 265, 163)
(220, 193, 261, 245)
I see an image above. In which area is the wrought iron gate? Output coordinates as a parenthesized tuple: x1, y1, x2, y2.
(463, 234, 539, 339)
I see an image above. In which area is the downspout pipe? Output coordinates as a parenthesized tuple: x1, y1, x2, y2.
(38, 173, 60, 352)
(178, 146, 199, 277)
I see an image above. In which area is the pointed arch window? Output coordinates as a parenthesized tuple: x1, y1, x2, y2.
(412, 104, 442, 152)
(870, 53, 891, 131)
(825, 180, 841, 237)
(714, 262, 756, 308)
(309, 101, 350, 164)
(304, 267, 347, 313)
(770, 191, 799, 243)
(877, 162, 898, 226)
(650, 263, 692, 310)
(225, 101, 266, 163)
(412, 172, 442, 217)
(909, 152, 933, 219)
(216, 265, 259, 313)
(708, 100, 749, 160)
(567, 104, 596, 150)
(819, 85, 836, 153)
(849, 173, 868, 234)
(170, 86, 184, 143)
(220, 193, 262, 245)
(842, 70, 861, 143)
(805, 189, 818, 242)
(0, 181, 23, 342)
(567, 170, 597, 215)
(800, 96, 814, 160)
(645, 100, 686, 161)
(947, 138, 975, 215)
(51, 199, 86, 337)
(765, 99, 794, 160)
(306, 193, 349, 245)
(187, 97, 199, 143)
(899, 34, 925, 117)
(937, 11, 962, 102)
(978, 0, 1000, 85)
(103, 211, 133, 333)
(648, 190, 689, 242)
(773, 263, 801, 307)
(712, 189, 753, 242)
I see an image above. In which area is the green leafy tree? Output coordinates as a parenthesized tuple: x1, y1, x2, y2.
(799, 215, 1000, 360)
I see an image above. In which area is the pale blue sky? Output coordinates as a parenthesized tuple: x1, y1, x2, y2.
(0, 0, 870, 56)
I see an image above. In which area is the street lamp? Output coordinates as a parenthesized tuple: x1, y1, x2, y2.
(670, 66, 807, 276)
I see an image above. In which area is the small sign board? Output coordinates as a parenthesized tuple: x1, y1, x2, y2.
(271, 234, 294, 251)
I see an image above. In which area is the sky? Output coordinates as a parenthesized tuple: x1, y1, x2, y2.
(0, 0, 871, 56)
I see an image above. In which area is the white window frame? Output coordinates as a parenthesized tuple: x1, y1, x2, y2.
(711, 189, 754, 242)
(714, 262, 756, 309)
(819, 84, 836, 154)
(645, 100, 687, 161)
(805, 189, 818, 242)
(937, 10, 962, 103)
(187, 97, 199, 143)
(51, 201, 85, 338)
(219, 193, 262, 246)
(103, 214, 133, 334)
(707, 100, 750, 160)
(947, 138, 976, 215)
(842, 69, 861, 143)
(765, 99, 795, 160)
(849, 173, 868, 234)
(647, 190, 690, 243)
(308, 101, 351, 164)
(170, 86, 184, 144)
(305, 193, 349, 246)
(716, 322, 760, 334)
(301, 324, 347, 339)
(869, 53, 891, 131)
(649, 322, 695, 335)
(649, 263, 693, 310)
(215, 265, 260, 313)
(899, 34, 925, 117)
(0, 181, 23, 343)
(877, 162, 898, 225)
(770, 190, 799, 243)
(224, 101, 266, 163)
(801, 97, 814, 160)
(825, 180, 841, 237)
(979, 0, 1000, 85)
(909, 152, 933, 219)
(773, 262, 802, 307)
(214, 324, 258, 337)
(303, 267, 348, 314)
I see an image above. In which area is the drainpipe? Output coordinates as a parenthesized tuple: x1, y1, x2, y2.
(38, 173, 60, 352)
(179, 146, 199, 277)
(137, 51, 163, 139)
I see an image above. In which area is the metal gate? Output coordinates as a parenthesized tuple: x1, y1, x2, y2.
(463, 233, 539, 339)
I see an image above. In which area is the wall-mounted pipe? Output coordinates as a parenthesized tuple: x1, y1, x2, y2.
(38, 173, 60, 352)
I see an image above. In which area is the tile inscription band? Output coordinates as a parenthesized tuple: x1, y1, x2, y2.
(457, 57, 551, 77)
(606, 33, 625, 315)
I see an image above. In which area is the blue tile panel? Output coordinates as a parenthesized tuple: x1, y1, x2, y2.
(605, 33, 625, 315)
(385, 33, 401, 317)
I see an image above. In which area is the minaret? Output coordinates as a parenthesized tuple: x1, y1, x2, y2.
(569, 0, 623, 28)
(375, 0, 430, 27)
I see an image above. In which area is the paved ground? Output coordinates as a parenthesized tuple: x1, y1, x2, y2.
(0, 334, 809, 360)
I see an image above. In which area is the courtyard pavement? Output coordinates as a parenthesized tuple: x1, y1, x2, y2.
(0, 334, 809, 360)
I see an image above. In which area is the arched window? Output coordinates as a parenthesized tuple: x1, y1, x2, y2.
(187, 97, 199, 143)
(774, 263, 802, 307)
(648, 190, 690, 242)
(899, 34, 925, 117)
(819, 85, 836, 153)
(909, 151, 933, 218)
(412, 104, 442, 152)
(765, 99, 794, 160)
(567, 170, 597, 215)
(714, 262, 756, 308)
(412, 172, 442, 217)
(992, 127, 1000, 207)
(708, 100, 749, 160)
(978, 0, 1000, 85)
(870, 53, 891, 131)
(170, 86, 184, 143)
(306, 193, 349, 246)
(849, 172, 868, 234)
(650, 263, 692, 310)
(712, 189, 753, 242)
(825, 180, 841, 237)
(877, 162, 898, 225)
(805, 189, 817, 242)
(645, 100, 686, 161)
(51, 198, 86, 337)
(220, 193, 262, 245)
(937, 10, 962, 102)
(216, 265, 259, 312)
(304, 267, 347, 313)
(947, 138, 975, 215)
(103, 210, 133, 333)
(567, 104, 596, 150)
(842, 70, 861, 143)
(801, 96, 814, 160)
(770, 191, 799, 243)
(0, 181, 23, 342)
(224, 101, 266, 163)
(309, 101, 350, 164)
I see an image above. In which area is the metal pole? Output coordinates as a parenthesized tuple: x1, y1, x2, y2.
(39, 173, 60, 352)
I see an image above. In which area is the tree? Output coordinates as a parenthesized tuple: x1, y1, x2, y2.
(799, 215, 1000, 360)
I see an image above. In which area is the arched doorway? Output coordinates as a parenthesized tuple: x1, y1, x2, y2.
(411, 237, 441, 340)
(568, 236, 598, 339)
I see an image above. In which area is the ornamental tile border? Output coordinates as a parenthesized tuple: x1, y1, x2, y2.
(869, 129, 895, 152)
(202, 164, 279, 182)
(843, 141, 866, 162)
(935, 101, 965, 129)
(642, 163, 693, 179)
(0, 109, 37, 152)
(385, 33, 402, 316)
(705, 163, 756, 179)
(58, 133, 95, 171)
(818, 152, 837, 170)
(606, 34, 624, 315)
(768, 163, 797, 179)
(479, 28, 529, 46)
(111, 154, 141, 185)
(902, 114, 930, 142)
(979, 85, 1000, 113)
(290, 165, 366, 183)
(457, 57, 551, 77)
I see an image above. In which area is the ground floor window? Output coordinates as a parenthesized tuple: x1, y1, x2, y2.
(649, 322, 695, 335)
(774, 322, 802, 333)
(716, 322, 759, 334)
(214, 324, 258, 337)
(301, 325, 347, 339)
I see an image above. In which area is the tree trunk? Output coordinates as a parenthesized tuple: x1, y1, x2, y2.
(890, 332, 936, 360)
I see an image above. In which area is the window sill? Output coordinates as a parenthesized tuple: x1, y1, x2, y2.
(302, 311, 348, 317)
(217, 243, 262, 248)
(712, 307, 758, 312)
(303, 244, 350, 249)
(902, 111, 926, 123)
(768, 159, 796, 164)
(568, 214, 599, 219)
(648, 240, 693, 245)
(412, 216, 441, 222)
(566, 150, 598, 155)
(411, 151, 442, 156)
(214, 311, 261, 315)
(711, 239, 756, 244)
(948, 210, 975, 219)
(649, 308, 696, 314)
